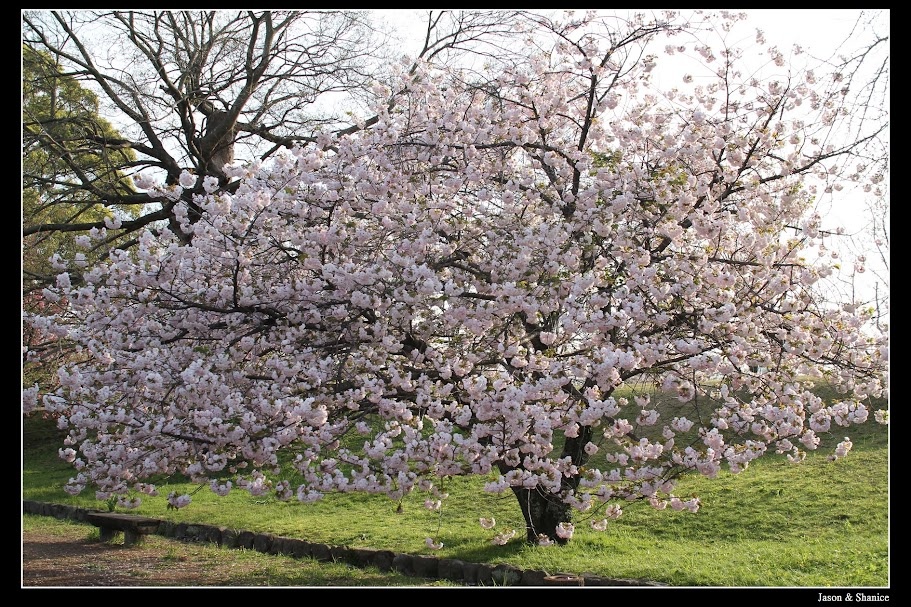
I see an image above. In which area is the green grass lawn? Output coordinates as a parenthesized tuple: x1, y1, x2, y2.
(22, 389, 889, 587)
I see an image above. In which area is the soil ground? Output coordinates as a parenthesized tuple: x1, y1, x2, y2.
(22, 523, 281, 587)
(21, 520, 450, 588)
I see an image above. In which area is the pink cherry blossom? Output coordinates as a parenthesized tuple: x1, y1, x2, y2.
(178, 170, 197, 189)
(425, 537, 444, 550)
(167, 492, 192, 509)
(491, 529, 517, 545)
(22, 10, 887, 548)
(555, 522, 575, 540)
(834, 438, 854, 459)
(117, 496, 142, 509)
(591, 519, 609, 531)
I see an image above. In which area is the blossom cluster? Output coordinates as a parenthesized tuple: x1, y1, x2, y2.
(24, 11, 888, 545)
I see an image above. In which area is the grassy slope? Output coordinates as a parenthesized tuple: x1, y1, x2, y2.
(22, 396, 889, 587)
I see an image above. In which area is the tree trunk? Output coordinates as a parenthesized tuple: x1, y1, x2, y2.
(503, 425, 593, 544)
(509, 484, 574, 544)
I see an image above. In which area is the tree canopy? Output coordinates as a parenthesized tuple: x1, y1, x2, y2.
(23, 10, 888, 547)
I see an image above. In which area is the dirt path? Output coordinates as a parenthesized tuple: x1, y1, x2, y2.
(21, 521, 449, 588)
(22, 524, 264, 587)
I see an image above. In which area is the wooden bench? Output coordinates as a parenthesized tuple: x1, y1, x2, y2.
(85, 512, 161, 547)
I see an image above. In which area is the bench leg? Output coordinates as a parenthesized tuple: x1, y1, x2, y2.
(98, 527, 117, 542)
(123, 530, 144, 547)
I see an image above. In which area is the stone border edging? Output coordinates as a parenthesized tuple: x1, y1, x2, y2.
(22, 500, 665, 587)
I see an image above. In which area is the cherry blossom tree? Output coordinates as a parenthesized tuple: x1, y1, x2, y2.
(24, 10, 888, 546)
(20, 8, 530, 398)
(21, 9, 532, 254)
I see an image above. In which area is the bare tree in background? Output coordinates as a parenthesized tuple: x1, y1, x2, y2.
(22, 11, 388, 248)
(22, 10, 541, 263)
